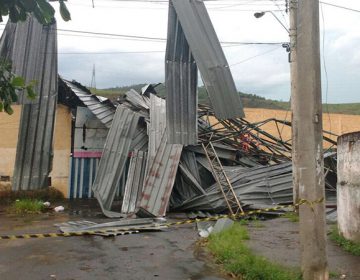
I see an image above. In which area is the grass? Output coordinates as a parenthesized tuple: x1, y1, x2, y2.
(282, 212, 299, 222)
(7, 199, 45, 215)
(207, 223, 302, 280)
(330, 226, 360, 256)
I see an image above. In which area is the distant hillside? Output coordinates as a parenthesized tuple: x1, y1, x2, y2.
(91, 84, 360, 115)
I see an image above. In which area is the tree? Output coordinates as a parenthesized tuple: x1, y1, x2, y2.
(0, 0, 71, 23)
(0, 0, 70, 114)
(0, 59, 36, 114)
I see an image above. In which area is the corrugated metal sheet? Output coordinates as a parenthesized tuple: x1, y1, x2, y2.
(62, 80, 115, 128)
(170, 0, 244, 120)
(130, 126, 148, 152)
(56, 218, 167, 234)
(0, 17, 51, 104)
(69, 157, 99, 199)
(166, 4, 198, 145)
(92, 105, 140, 218)
(121, 150, 148, 214)
(125, 89, 150, 110)
(138, 131, 183, 217)
(0, 17, 59, 191)
(174, 163, 293, 212)
(146, 94, 166, 175)
(69, 157, 126, 199)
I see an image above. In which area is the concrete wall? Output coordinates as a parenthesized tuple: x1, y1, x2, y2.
(337, 131, 360, 242)
(0, 105, 72, 196)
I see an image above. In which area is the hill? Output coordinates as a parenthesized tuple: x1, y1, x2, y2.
(91, 84, 360, 115)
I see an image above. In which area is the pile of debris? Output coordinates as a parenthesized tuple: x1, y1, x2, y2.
(91, 89, 337, 219)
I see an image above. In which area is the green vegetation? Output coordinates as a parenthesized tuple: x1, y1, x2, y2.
(0, 1, 70, 115)
(0, 0, 70, 24)
(330, 226, 360, 256)
(207, 223, 302, 280)
(282, 212, 299, 222)
(93, 84, 360, 115)
(7, 199, 45, 215)
(0, 187, 64, 205)
(0, 59, 37, 114)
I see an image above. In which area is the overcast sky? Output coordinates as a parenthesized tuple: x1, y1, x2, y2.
(8, 0, 360, 103)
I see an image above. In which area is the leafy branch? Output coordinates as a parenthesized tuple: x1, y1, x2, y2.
(0, 1, 71, 115)
(0, 59, 37, 115)
(0, 0, 71, 24)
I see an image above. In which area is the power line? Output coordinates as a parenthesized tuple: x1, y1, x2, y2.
(320, 1, 360, 13)
(57, 28, 166, 42)
(57, 28, 287, 45)
(57, 50, 165, 54)
(229, 46, 281, 67)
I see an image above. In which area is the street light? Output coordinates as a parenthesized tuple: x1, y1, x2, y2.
(254, 11, 289, 34)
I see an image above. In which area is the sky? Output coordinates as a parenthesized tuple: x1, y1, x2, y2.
(5, 0, 360, 103)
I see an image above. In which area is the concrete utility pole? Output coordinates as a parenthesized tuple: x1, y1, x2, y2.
(289, 0, 300, 204)
(294, 0, 329, 279)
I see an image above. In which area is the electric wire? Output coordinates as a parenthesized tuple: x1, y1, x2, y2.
(229, 46, 281, 67)
(320, 3, 332, 140)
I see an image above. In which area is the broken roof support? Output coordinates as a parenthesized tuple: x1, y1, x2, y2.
(0, 17, 58, 191)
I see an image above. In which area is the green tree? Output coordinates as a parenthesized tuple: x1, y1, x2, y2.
(0, 0, 71, 23)
(0, 59, 37, 114)
(0, 0, 70, 114)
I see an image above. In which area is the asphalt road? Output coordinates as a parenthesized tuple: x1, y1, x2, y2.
(0, 211, 226, 280)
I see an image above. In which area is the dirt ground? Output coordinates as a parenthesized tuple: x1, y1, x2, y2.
(1, 201, 359, 280)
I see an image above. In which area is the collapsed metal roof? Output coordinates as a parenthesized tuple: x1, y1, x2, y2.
(92, 105, 141, 218)
(146, 94, 167, 176)
(121, 150, 147, 214)
(60, 79, 116, 128)
(169, 0, 244, 120)
(0, 16, 58, 191)
(166, 3, 198, 145)
(138, 131, 183, 217)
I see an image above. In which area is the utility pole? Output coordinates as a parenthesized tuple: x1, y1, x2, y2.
(294, 0, 329, 279)
(289, 0, 300, 204)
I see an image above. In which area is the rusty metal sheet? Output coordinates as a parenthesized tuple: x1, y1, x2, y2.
(138, 131, 183, 217)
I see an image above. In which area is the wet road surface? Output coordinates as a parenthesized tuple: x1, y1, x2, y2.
(0, 209, 226, 280)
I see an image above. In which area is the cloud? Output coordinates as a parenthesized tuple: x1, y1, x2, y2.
(1, 0, 359, 103)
